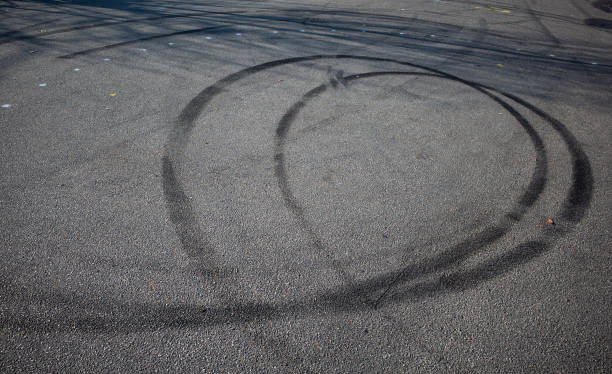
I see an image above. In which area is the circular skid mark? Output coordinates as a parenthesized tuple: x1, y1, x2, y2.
(274, 70, 547, 306)
(162, 55, 592, 324)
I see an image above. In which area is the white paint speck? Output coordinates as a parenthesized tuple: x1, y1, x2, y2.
(430, 34, 436, 37)
(104, 58, 111, 61)
(39, 83, 47, 87)
(399, 32, 405, 35)
(591, 62, 598, 65)
(272, 30, 279, 34)
(168, 42, 175, 46)
(548, 54, 555, 57)
(205, 36, 212, 40)
(73, 68, 80, 71)
(139, 48, 147, 52)
(235, 33, 241, 36)
(331, 29, 336, 32)
(300, 29, 305, 32)
(1, 104, 11, 108)
(516, 48, 521, 51)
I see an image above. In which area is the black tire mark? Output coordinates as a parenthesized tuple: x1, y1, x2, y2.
(592, 0, 612, 13)
(273, 70, 547, 306)
(273, 82, 361, 297)
(571, 0, 612, 34)
(0, 18, 61, 39)
(571, 0, 594, 17)
(585, 18, 612, 28)
(58, 24, 228, 59)
(3, 55, 588, 333)
(498, 91, 593, 223)
(30, 8, 608, 67)
(163, 54, 591, 315)
(162, 156, 226, 278)
(523, 0, 561, 45)
(0, 13, 210, 45)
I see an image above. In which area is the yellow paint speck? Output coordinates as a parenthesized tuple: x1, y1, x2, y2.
(109, 93, 117, 97)
(497, 63, 503, 67)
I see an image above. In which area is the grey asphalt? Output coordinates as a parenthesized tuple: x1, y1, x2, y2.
(1, 0, 611, 372)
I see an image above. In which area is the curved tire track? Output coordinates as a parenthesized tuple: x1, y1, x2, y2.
(163, 54, 592, 315)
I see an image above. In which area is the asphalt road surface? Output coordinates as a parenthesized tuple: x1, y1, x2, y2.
(1, 0, 611, 372)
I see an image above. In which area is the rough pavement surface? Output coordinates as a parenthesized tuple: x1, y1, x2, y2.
(1, 0, 611, 372)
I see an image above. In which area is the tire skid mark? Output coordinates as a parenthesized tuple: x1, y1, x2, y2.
(163, 54, 592, 314)
(161, 156, 224, 278)
(523, 0, 561, 46)
(2, 55, 588, 332)
(274, 83, 361, 299)
(58, 24, 228, 59)
(0, 13, 208, 45)
(0, 18, 61, 39)
(499, 91, 593, 223)
(272, 70, 548, 306)
(18, 7, 607, 67)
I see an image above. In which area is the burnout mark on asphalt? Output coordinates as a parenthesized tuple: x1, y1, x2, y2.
(161, 55, 592, 321)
